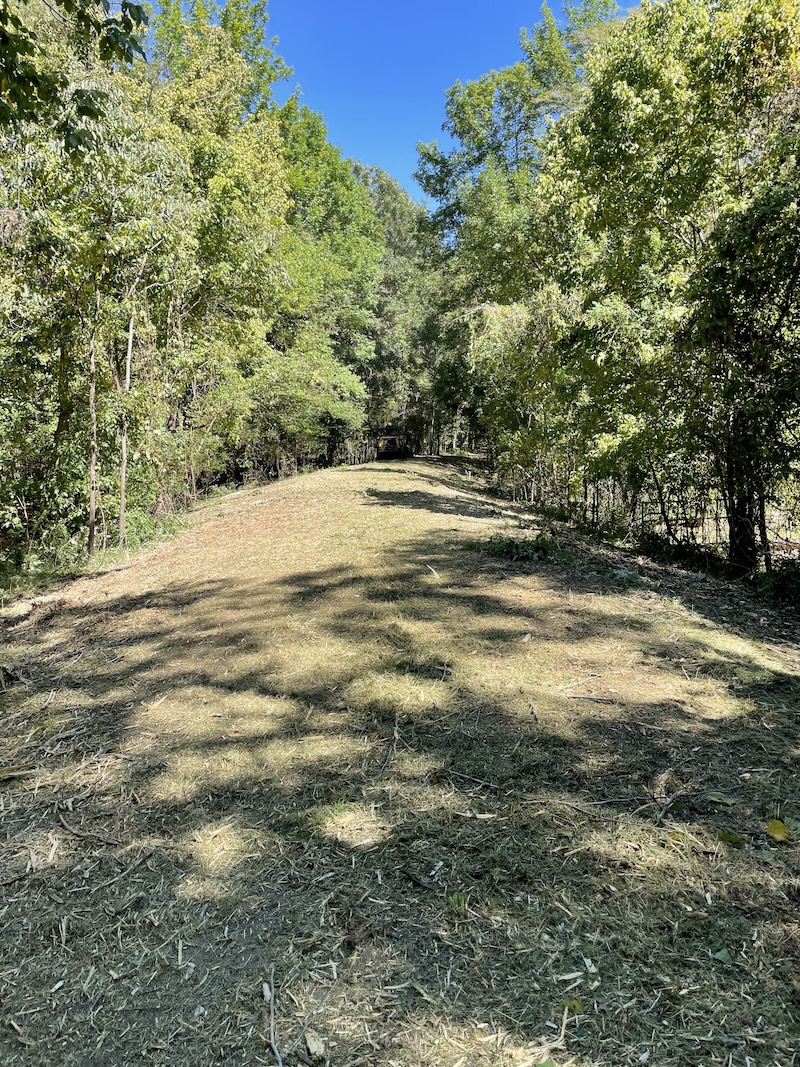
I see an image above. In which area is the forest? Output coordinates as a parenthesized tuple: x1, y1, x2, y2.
(1, 0, 799, 588)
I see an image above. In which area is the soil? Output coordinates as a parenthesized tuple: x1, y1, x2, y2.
(1, 458, 799, 1067)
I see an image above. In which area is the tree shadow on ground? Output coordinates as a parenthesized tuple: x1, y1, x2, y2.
(362, 486, 507, 522)
(1, 471, 799, 1067)
(360, 469, 800, 651)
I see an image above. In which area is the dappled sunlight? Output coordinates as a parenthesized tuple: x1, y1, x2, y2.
(2, 461, 798, 1067)
(130, 691, 300, 741)
(144, 733, 370, 805)
(390, 750, 445, 782)
(343, 666, 451, 713)
(180, 817, 267, 879)
(579, 819, 729, 881)
(314, 801, 394, 849)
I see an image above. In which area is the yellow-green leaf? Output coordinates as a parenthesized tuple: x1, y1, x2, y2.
(766, 819, 790, 843)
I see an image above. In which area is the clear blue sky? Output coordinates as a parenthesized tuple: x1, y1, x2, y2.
(267, 1, 558, 200)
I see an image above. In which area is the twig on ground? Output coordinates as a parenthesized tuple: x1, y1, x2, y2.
(448, 769, 501, 790)
(567, 695, 617, 704)
(268, 964, 283, 1067)
(57, 809, 120, 846)
(379, 713, 400, 772)
(528, 796, 642, 816)
(559, 1003, 569, 1045)
(655, 790, 692, 825)
(89, 849, 154, 894)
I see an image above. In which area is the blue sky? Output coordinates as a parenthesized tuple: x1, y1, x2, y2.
(267, 2, 559, 200)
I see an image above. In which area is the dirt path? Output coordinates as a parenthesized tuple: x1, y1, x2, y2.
(2, 459, 799, 1067)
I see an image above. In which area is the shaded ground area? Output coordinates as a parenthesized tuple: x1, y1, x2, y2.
(1, 458, 799, 1067)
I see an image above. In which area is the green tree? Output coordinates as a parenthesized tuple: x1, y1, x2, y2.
(422, 0, 800, 570)
(551, 0, 800, 567)
(1, 0, 147, 145)
(416, 0, 617, 239)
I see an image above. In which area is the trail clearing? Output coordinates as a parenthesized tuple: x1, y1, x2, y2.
(1, 459, 799, 1067)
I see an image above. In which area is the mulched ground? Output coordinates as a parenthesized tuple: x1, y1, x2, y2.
(1, 458, 799, 1067)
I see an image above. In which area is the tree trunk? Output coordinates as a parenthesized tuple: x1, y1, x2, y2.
(117, 309, 134, 542)
(648, 458, 678, 543)
(52, 333, 73, 472)
(722, 425, 758, 573)
(757, 492, 771, 573)
(118, 310, 134, 546)
(87, 290, 100, 561)
(119, 412, 128, 540)
(757, 479, 772, 574)
(726, 494, 757, 572)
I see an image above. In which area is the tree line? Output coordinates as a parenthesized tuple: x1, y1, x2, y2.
(1, 0, 798, 590)
(418, 0, 800, 583)
(0, 0, 436, 569)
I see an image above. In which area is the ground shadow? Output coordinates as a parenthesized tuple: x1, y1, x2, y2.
(1, 463, 798, 1067)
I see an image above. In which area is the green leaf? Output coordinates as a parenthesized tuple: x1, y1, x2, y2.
(756, 849, 781, 865)
(718, 830, 742, 846)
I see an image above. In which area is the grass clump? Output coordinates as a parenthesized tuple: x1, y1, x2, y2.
(445, 890, 471, 916)
(469, 532, 572, 564)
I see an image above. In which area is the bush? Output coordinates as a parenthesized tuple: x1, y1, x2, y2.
(758, 559, 800, 604)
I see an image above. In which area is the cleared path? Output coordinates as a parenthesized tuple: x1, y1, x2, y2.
(2, 460, 799, 1067)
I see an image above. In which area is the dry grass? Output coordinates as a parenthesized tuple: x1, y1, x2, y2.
(1, 458, 799, 1067)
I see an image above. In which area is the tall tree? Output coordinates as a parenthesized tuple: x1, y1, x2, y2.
(416, 0, 617, 240)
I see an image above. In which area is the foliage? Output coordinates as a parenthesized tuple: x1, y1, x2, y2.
(4, 0, 799, 584)
(415, 0, 619, 240)
(421, 0, 800, 575)
(0, 0, 147, 148)
(0, 0, 431, 566)
(469, 532, 571, 563)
